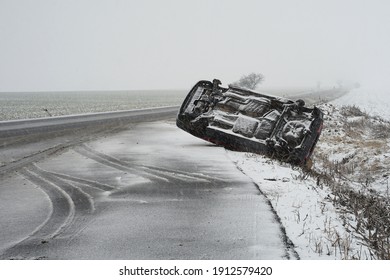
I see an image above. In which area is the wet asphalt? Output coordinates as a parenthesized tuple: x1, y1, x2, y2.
(0, 89, 347, 259)
(0, 119, 298, 259)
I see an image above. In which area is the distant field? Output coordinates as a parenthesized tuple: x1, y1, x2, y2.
(0, 86, 345, 122)
(0, 90, 186, 121)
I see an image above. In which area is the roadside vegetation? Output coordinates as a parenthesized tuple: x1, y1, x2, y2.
(231, 73, 264, 90)
(309, 104, 390, 259)
(232, 102, 390, 259)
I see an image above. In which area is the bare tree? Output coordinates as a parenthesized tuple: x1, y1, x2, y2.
(232, 73, 264, 90)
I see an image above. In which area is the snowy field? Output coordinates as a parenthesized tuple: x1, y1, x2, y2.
(228, 88, 390, 259)
(0, 90, 185, 121)
(331, 87, 390, 121)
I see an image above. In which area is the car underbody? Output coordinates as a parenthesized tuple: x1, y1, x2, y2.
(176, 79, 324, 166)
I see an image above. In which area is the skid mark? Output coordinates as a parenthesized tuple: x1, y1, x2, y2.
(20, 168, 75, 239)
(29, 165, 98, 240)
(0, 169, 74, 259)
(39, 170, 115, 192)
(30, 165, 95, 215)
(138, 165, 210, 182)
(74, 145, 170, 182)
(0, 165, 99, 259)
(74, 145, 176, 182)
(139, 165, 222, 182)
(75, 144, 220, 183)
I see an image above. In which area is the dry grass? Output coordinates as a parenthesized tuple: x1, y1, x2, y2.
(340, 105, 368, 118)
(302, 168, 390, 259)
(309, 104, 390, 259)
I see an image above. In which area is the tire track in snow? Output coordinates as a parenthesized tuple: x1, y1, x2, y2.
(0, 168, 74, 259)
(30, 165, 94, 215)
(40, 170, 115, 192)
(139, 165, 222, 182)
(0, 165, 101, 259)
(75, 144, 215, 183)
(74, 145, 170, 182)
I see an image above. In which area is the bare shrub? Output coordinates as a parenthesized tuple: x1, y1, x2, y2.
(371, 122, 390, 139)
(306, 168, 390, 259)
(311, 103, 390, 259)
(340, 105, 390, 139)
(231, 73, 264, 90)
(340, 105, 368, 117)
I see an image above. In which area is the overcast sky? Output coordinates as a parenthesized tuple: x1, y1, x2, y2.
(1, 0, 389, 91)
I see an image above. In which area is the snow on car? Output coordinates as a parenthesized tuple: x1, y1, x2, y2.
(176, 79, 324, 167)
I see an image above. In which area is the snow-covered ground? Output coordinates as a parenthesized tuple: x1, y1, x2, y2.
(227, 151, 368, 259)
(228, 87, 390, 259)
(331, 87, 390, 121)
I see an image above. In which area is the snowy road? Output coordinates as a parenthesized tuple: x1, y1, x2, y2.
(0, 106, 179, 176)
(0, 120, 298, 259)
(0, 88, 346, 259)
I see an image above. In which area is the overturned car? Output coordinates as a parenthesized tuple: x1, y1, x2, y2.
(176, 79, 324, 167)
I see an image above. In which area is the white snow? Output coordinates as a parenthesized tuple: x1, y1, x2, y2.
(225, 87, 390, 259)
(331, 87, 390, 121)
(232, 114, 259, 138)
(227, 151, 369, 259)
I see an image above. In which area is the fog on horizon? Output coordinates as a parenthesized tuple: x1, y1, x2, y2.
(0, 0, 389, 92)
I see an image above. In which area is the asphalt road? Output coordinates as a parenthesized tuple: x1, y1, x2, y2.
(0, 88, 346, 259)
(0, 112, 297, 260)
(0, 106, 179, 138)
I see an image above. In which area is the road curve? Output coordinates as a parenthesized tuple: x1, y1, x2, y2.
(0, 120, 298, 260)
(0, 106, 179, 138)
(1, 89, 348, 259)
